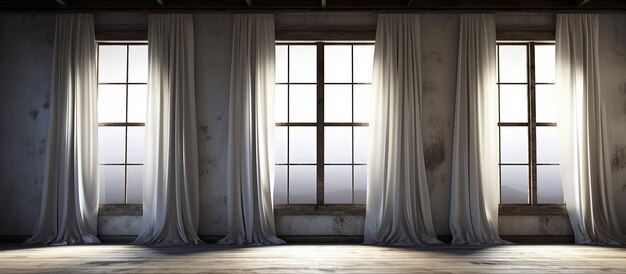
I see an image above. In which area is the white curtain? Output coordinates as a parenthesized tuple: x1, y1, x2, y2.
(217, 14, 284, 246)
(133, 14, 202, 245)
(363, 14, 442, 246)
(556, 14, 626, 245)
(25, 14, 100, 245)
(449, 14, 508, 245)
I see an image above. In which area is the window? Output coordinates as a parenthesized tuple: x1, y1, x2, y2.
(97, 43, 148, 204)
(274, 42, 374, 206)
(497, 42, 564, 206)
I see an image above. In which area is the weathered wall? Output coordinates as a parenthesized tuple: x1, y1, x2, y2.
(0, 14, 54, 235)
(194, 14, 233, 236)
(600, 14, 626, 230)
(2, 13, 625, 239)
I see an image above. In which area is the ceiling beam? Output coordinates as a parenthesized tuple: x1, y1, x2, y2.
(245, 0, 252, 7)
(406, 0, 413, 7)
(53, 0, 66, 6)
(321, 0, 326, 8)
(577, 0, 591, 7)
(156, 0, 164, 6)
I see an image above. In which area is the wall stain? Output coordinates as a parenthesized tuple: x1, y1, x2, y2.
(423, 80, 438, 94)
(217, 113, 223, 121)
(537, 216, 551, 234)
(424, 135, 445, 172)
(42, 100, 49, 110)
(611, 145, 626, 172)
(199, 125, 208, 134)
(38, 138, 46, 155)
(429, 51, 443, 63)
(621, 83, 626, 116)
(28, 110, 39, 120)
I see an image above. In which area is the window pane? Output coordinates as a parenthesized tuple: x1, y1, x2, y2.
(128, 45, 148, 83)
(499, 84, 527, 123)
(534, 45, 555, 83)
(325, 84, 352, 122)
(537, 127, 560, 164)
(536, 84, 557, 123)
(127, 84, 147, 123)
(274, 166, 288, 204)
(353, 84, 371, 123)
(98, 84, 126, 123)
(354, 165, 367, 204)
(98, 45, 127, 83)
(98, 126, 126, 164)
(289, 166, 316, 204)
(500, 126, 528, 164)
(99, 165, 125, 204)
(289, 127, 316, 163)
(325, 166, 353, 204)
(127, 165, 143, 204)
(275, 45, 288, 83)
(289, 84, 316, 122)
(325, 127, 352, 164)
(353, 45, 374, 83)
(537, 166, 564, 204)
(275, 84, 288, 123)
(498, 45, 527, 83)
(275, 126, 287, 164)
(289, 45, 316, 83)
(354, 126, 368, 164)
(501, 165, 529, 204)
(324, 45, 352, 83)
(127, 127, 145, 164)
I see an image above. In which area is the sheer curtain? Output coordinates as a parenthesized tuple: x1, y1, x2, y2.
(556, 14, 626, 245)
(25, 14, 100, 245)
(217, 14, 284, 245)
(363, 14, 442, 246)
(449, 14, 508, 245)
(133, 14, 202, 245)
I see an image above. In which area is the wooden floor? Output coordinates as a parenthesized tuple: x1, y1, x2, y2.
(0, 244, 625, 273)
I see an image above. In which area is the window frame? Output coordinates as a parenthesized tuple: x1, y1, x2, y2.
(496, 40, 567, 216)
(97, 41, 148, 205)
(274, 41, 373, 214)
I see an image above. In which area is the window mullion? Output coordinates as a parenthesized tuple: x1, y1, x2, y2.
(316, 42, 325, 206)
(529, 43, 538, 206)
(124, 45, 130, 204)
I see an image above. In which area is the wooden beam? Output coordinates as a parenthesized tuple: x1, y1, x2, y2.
(577, 0, 592, 7)
(321, 0, 326, 8)
(406, 0, 414, 7)
(53, 0, 66, 6)
(156, 0, 164, 6)
(245, 0, 252, 7)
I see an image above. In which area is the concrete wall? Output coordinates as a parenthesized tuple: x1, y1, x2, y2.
(2, 12, 625, 239)
(0, 14, 54, 235)
(600, 14, 626, 229)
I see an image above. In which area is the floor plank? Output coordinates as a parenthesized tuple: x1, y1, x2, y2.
(0, 244, 625, 273)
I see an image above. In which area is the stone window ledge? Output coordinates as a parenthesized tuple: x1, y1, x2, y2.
(99, 204, 143, 216)
(499, 204, 568, 216)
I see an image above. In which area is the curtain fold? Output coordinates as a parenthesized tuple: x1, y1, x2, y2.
(25, 14, 100, 245)
(218, 14, 284, 246)
(133, 14, 202, 246)
(556, 14, 626, 245)
(363, 14, 442, 246)
(449, 14, 509, 246)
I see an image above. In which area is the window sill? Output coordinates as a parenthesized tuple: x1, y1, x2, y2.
(499, 204, 568, 216)
(99, 204, 143, 216)
(274, 204, 366, 216)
